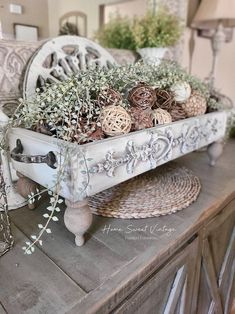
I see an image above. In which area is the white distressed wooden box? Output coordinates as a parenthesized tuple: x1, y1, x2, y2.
(9, 111, 227, 246)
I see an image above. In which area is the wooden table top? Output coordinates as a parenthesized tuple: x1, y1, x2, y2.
(0, 140, 235, 314)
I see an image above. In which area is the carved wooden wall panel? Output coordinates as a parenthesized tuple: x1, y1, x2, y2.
(0, 39, 39, 113)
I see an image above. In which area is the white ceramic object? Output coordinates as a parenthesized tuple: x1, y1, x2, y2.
(8, 111, 227, 245)
(0, 110, 27, 211)
(137, 47, 168, 65)
(170, 81, 192, 103)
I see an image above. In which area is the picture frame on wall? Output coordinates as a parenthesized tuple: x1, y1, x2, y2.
(14, 23, 39, 41)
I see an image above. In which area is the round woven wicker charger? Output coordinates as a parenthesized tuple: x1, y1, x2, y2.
(89, 164, 201, 219)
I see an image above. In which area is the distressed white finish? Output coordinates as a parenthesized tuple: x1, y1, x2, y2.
(64, 199, 92, 247)
(207, 140, 224, 166)
(8, 111, 227, 245)
(8, 112, 227, 201)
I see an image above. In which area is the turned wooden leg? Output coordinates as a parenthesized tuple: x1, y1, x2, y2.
(64, 199, 93, 246)
(207, 141, 224, 167)
(16, 172, 39, 209)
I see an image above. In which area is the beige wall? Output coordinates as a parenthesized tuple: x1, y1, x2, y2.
(104, 0, 147, 23)
(0, 0, 49, 39)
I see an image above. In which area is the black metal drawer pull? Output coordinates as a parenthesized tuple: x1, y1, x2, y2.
(11, 139, 57, 169)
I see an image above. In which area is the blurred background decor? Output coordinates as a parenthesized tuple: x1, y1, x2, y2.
(59, 21, 79, 36)
(190, 0, 235, 135)
(59, 11, 87, 36)
(191, 0, 235, 92)
(133, 8, 182, 64)
(96, 7, 182, 65)
(14, 23, 38, 41)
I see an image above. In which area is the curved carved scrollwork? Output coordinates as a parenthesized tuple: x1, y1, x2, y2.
(90, 130, 174, 177)
(89, 116, 222, 178)
(23, 36, 117, 99)
(180, 118, 220, 154)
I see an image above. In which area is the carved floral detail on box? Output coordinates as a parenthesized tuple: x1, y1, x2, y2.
(90, 117, 220, 178)
(181, 118, 219, 154)
(90, 129, 174, 177)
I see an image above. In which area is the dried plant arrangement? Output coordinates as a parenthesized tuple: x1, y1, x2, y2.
(14, 60, 216, 144)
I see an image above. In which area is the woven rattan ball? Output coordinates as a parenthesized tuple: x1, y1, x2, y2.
(98, 88, 122, 107)
(168, 104, 187, 122)
(128, 83, 157, 110)
(131, 108, 153, 131)
(182, 91, 207, 117)
(100, 105, 132, 136)
(152, 108, 172, 126)
(170, 82, 191, 103)
(154, 89, 175, 110)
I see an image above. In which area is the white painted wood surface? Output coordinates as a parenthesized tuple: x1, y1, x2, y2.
(8, 111, 227, 245)
(9, 111, 227, 202)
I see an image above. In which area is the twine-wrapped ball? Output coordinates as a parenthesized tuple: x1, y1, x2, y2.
(168, 104, 187, 122)
(152, 108, 172, 126)
(130, 108, 153, 131)
(128, 83, 157, 110)
(170, 82, 191, 103)
(98, 88, 122, 107)
(100, 105, 132, 136)
(154, 89, 175, 110)
(182, 91, 207, 117)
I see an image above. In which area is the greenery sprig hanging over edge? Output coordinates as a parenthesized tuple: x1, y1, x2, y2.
(15, 60, 213, 144)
